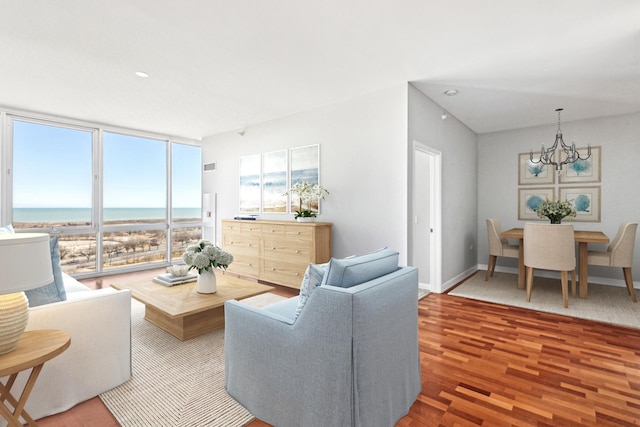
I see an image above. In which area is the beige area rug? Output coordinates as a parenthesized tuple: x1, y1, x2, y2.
(100, 292, 287, 426)
(449, 271, 640, 329)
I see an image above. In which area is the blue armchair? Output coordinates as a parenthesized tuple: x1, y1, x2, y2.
(224, 262, 421, 427)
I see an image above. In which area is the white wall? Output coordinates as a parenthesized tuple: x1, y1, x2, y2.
(408, 85, 478, 290)
(477, 112, 640, 286)
(202, 85, 409, 263)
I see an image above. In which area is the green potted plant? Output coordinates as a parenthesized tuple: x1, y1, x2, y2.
(535, 199, 576, 224)
(283, 182, 330, 222)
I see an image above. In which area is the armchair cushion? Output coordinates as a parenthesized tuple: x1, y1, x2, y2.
(321, 247, 399, 288)
(25, 237, 67, 307)
(293, 262, 328, 320)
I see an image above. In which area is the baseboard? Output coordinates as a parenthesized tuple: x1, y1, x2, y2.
(477, 264, 638, 290)
(437, 266, 478, 293)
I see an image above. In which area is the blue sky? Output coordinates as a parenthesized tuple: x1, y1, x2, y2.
(13, 120, 201, 208)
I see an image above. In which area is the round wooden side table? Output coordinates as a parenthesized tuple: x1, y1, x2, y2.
(0, 329, 71, 427)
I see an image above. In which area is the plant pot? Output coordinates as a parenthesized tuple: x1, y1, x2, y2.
(196, 269, 217, 294)
(549, 218, 562, 224)
(296, 217, 316, 223)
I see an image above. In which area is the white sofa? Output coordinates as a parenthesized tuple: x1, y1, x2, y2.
(5, 273, 132, 420)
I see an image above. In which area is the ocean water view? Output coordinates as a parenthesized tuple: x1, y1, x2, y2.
(14, 207, 201, 223)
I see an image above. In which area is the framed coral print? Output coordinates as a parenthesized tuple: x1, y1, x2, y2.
(518, 187, 555, 221)
(519, 152, 555, 185)
(239, 154, 261, 213)
(262, 150, 288, 213)
(559, 146, 601, 184)
(559, 186, 601, 222)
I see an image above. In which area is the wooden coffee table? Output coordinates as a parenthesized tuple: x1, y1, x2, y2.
(112, 272, 273, 341)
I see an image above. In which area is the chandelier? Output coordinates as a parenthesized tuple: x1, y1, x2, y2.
(530, 108, 591, 171)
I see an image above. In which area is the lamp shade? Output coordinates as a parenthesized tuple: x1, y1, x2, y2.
(0, 233, 53, 294)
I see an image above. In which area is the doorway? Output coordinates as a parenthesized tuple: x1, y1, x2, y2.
(412, 141, 442, 292)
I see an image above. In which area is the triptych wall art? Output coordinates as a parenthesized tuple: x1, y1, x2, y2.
(517, 146, 601, 222)
(239, 144, 320, 214)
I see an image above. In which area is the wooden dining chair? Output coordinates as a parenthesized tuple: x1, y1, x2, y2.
(524, 223, 576, 308)
(587, 222, 638, 302)
(485, 219, 519, 281)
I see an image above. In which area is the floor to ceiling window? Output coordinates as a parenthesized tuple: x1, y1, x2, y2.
(170, 142, 203, 260)
(5, 114, 202, 277)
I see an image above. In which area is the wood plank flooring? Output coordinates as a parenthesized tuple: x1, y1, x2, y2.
(36, 282, 640, 426)
(400, 294, 640, 427)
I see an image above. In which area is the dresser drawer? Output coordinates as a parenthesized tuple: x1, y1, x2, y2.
(226, 254, 259, 277)
(262, 260, 305, 289)
(223, 221, 262, 237)
(223, 238, 259, 258)
(262, 224, 285, 238)
(262, 238, 311, 263)
(284, 226, 313, 243)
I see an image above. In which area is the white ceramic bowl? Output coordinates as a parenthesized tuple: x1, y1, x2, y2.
(167, 265, 190, 277)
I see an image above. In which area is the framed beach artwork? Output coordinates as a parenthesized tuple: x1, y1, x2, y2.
(518, 152, 555, 185)
(239, 154, 261, 213)
(559, 146, 601, 184)
(262, 150, 288, 213)
(559, 186, 601, 222)
(518, 187, 555, 221)
(289, 144, 320, 213)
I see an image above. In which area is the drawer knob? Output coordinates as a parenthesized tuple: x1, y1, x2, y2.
(295, 273, 300, 276)
(297, 231, 300, 234)
(272, 247, 276, 250)
(271, 267, 276, 271)
(295, 250, 300, 253)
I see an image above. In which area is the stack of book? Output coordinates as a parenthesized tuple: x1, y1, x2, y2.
(234, 214, 259, 220)
(153, 272, 197, 287)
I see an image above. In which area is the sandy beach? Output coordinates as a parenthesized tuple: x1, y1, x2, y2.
(13, 220, 202, 274)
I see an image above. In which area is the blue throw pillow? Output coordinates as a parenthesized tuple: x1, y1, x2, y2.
(321, 247, 399, 288)
(293, 263, 328, 320)
(25, 237, 67, 307)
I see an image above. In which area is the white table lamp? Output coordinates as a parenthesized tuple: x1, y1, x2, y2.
(0, 233, 53, 354)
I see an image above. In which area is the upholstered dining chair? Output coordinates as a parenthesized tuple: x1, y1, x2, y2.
(524, 223, 576, 308)
(587, 222, 638, 303)
(485, 219, 519, 281)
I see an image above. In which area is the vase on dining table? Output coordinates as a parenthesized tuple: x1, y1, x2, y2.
(549, 217, 562, 224)
(196, 268, 217, 294)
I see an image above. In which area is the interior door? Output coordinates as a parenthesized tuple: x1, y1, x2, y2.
(413, 149, 431, 284)
(412, 142, 442, 292)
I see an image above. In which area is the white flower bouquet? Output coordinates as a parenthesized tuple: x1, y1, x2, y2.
(182, 240, 233, 274)
(535, 199, 576, 224)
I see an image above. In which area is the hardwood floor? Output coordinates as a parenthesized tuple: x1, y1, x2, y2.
(35, 279, 640, 426)
(405, 294, 640, 427)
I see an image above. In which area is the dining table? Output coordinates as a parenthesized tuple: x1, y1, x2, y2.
(500, 227, 609, 299)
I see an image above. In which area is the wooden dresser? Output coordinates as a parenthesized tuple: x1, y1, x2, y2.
(222, 219, 332, 289)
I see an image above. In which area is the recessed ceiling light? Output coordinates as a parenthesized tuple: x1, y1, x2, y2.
(135, 71, 149, 78)
(444, 89, 458, 96)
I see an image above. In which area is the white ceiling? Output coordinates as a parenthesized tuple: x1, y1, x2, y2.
(0, 0, 638, 140)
